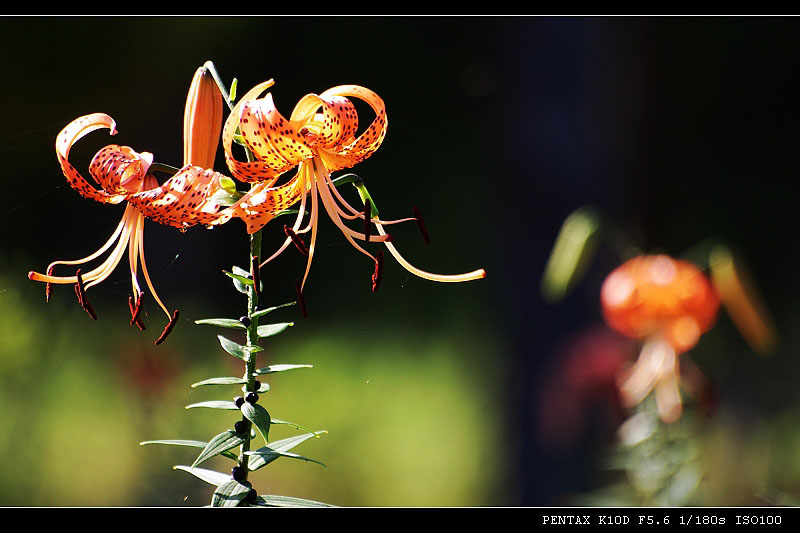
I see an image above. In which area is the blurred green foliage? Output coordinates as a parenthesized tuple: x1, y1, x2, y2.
(574, 384, 800, 507)
(0, 262, 507, 506)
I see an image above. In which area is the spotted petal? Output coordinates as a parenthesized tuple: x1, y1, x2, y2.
(222, 80, 286, 184)
(89, 144, 154, 196)
(127, 164, 234, 229)
(317, 85, 387, 171)
(239, 93, 314, 173)
(226, 170, 309, 234)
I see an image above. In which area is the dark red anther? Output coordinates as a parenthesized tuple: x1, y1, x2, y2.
(413, 206, 430, 245)
(251, 255, 261, 297)
(74, 269, 97, 320)
(372, 250, 384, 293)
(284, 225, 309, 256)
(295, 279, 308, 319)
(45, 265, 54, 303)
(299, 127, 318, 145)
(363, 199, 372, 243)
(155, 309, 179, 346)
(128, 294, 146, 330)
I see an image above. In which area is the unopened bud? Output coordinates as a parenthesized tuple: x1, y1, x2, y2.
(184, 65, 223, 168)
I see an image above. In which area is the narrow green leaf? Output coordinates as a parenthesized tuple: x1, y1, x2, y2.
(256, 322, 293, 339)
(185, 401, 239, 410)
(212, 479, 252, 507)
(142, 439, 238, 460)
(226, 266, 251, 294)
(254, 364, 313, 376)
(195, 318, 245, 329)
(253, 494, 336, 508)
(191, 377, 246, 388)
(270, 418, 318, 434)
(140, 439, 207, 448)
(241, 402, 271, 443)
(227, 265, 263, 294)
(245, 448, 325, 467)
(251, 301, 296, 319)
(217, 335, 247, 360)
(192, 430, 245, 468)
(174, 465, 230, 486)
(230, 266, 253, 283)
(246, 431, 326, 471)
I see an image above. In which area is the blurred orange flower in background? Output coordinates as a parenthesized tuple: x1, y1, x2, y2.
(601, 254, 720, 423)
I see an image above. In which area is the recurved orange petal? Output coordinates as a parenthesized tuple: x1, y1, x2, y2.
(222, 79, 285, 183)
(89, 144, 154, 196)
(321, 85, 387, 162)
(56, 113, 128, 204)
(239, 93, 313, 171)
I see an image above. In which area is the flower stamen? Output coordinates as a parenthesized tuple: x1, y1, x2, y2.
(284, 225, 309, 256)
(375, 224, 487, 283)
(45, 265, 54, 303)
(74, 269, 97, 320)
(155, 310, 179, 345)
(372, 250, 384, 293)
(295, 279, 308, 319)
(129, 293, 146, 330)
(413, 206, 430, 245)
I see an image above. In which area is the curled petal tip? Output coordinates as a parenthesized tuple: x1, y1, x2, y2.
(27, 271, 36, 280)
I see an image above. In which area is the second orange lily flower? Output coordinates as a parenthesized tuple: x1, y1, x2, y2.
(220, 80, 486, 297)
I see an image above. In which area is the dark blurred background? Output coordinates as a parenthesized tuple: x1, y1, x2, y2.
(2, 16, 800, 507)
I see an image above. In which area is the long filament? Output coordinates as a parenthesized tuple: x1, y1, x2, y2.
(260, 163, 312, 267)
(300, 166, 320, 291)
(314, 162, 377, 262)
(317, 164, 390, 244)
(375, 224, 486, 283)
(136, 211, 172, 320)
(127, 206, 143, 298)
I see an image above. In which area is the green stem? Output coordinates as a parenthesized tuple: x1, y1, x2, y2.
(207, 58, 263, 483)
(203, 60, 236, 112)
(150, 162, 182, 175)
(237, 221, 263, 482)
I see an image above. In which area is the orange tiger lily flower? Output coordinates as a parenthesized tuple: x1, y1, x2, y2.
(28, 111, 233, 343)
(221, 81, 486, 296)
(600, 254, 720, 422)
